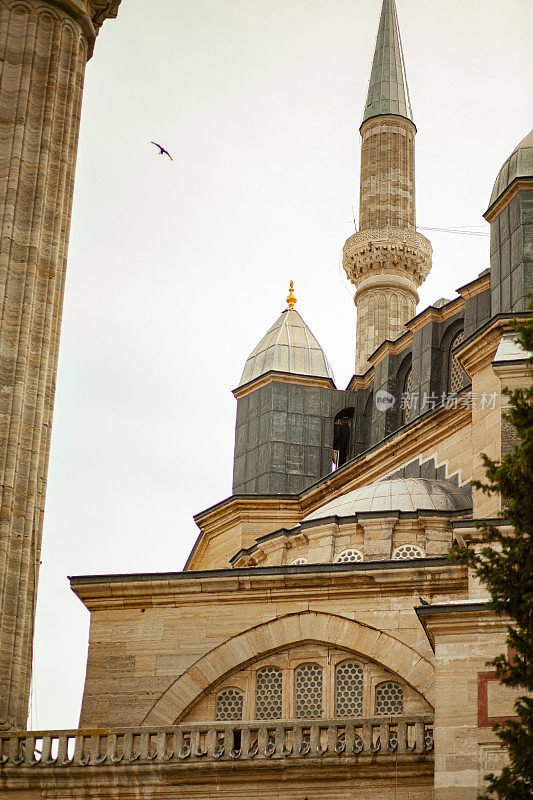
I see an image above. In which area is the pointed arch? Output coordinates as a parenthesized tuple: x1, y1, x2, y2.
(142, 610, 434, 725)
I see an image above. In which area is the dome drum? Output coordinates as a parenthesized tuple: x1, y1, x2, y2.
(230, 478, 471, 569)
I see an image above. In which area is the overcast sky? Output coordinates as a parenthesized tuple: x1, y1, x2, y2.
(30, 0, 532, 731)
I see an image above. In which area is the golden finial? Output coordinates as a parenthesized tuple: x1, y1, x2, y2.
(286, 280, 296, 310)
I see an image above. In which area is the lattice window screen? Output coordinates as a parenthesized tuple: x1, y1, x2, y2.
(334, 549, 363, 563)
(256, 666, 283, 719)
(335, 661, 363, 716)
(392, 544, 425, 560)
(375, 682, 404, 716)
(215, 688, 244, 721)
(295, 663, 323, 718)
(448, 330, 465, 393)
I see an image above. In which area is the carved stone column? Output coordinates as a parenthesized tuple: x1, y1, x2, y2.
(0, 0, 121, 730)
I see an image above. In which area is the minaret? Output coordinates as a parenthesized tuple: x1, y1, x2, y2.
(0, 1, 122, 730)
(343, 0, 432, 374)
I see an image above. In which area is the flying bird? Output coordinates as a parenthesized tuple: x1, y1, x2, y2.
(151, 141, 173, 160)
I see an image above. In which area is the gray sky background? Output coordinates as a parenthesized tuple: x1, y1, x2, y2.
(30, 0, 532, 730)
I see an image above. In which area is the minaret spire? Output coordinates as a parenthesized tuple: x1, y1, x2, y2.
(363, 0, 413, 125)
(343, 0, 432, 374)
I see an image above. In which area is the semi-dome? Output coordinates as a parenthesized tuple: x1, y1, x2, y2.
(303, 478, 471, 521)
(488, 128, 533, 210)
(238, 308, 334, 389)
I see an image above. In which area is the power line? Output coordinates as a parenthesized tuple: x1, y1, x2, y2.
(418, 226, 489, 238)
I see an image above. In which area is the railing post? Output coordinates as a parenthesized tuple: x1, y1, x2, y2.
(362, 721, 372, 752)
(396, 720, 407, 754)
(414, 720, 425, 753)
(258, 726, 268, 757)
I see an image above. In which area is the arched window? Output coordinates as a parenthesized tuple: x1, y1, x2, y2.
(290, 556, 307, 565)
(392, 544, 425, 560)
(333, 407, 354, 469)
(448, 330, 466, 393)
(402, 367, 413, 424)
(375, 681, 404, 716)
(215, 688, 244, 720)
(335, 661, 363, 717)
(256, 666, 282, 720)
(334, 549, 363, 563)
(295, 663, 323, 718)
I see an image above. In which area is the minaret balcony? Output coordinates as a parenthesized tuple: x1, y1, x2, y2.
(343, 227, 432, 289)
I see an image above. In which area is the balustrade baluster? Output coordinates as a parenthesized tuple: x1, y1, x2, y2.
(241, 727, 251, 755)
(41, 735, 53, 765)
(206, 727, 217, 756)
(396, 721, 407, 754)
(23, 735, 36, 765)
(414, 720, 425, 754)
(362, 722, 372, 752)
(73, 736, 85, 765)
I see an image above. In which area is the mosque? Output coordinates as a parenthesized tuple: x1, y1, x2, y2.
(0, 0, 532, 798)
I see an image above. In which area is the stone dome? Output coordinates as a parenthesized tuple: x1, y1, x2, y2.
(238, 309, 334, 388)
(488, 128, 533, 210)
(303, 478, 472, 521)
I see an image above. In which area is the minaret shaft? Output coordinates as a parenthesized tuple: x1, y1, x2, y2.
(0, 0, 120, 731)
(359, 115, 416, 231)
(343, 0, 431, 374)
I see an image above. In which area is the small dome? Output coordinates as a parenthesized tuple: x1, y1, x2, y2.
(303, 478, 471, 521)
(238, 309, 334, 388)
(488, 129, 533, 210)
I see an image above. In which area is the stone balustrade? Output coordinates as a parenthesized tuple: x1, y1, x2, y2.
(0, 716, 433, 769)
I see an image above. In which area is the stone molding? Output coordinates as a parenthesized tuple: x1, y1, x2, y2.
(343, 228, 432, 289)
(141, 611, 435, 725)
(1, 0, 122, 57)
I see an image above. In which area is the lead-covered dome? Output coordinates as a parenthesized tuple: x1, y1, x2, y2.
(238, 308, 334, 389)
(304, 478, 471, 521)
(488, 129, 533, 210)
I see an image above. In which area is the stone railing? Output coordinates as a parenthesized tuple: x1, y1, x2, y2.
(0, 716, 433, 768)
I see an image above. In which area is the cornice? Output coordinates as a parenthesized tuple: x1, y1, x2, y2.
(360, 113, 417, 135)
(193, 495, 300, 532)
(368, 330, 413, 368)
(405, 297, 464, 334)
(492, 360, 531, 381)
(457, 272, 490, 300)
(456, 315, 526, 377)
(416, 604, 506, 650)
(70, 561, 467, 611)
(484, 177, 533, 222)
(233, 371, 335, 399)
(346, 369, 375, 391)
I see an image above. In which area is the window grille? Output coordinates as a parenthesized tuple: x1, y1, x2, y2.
(448, 330, 465, 393)
(402, 367, 413, 424)
(295, 663, 323, 718)
(335, 661, 363, 716)
(256, 666, 282, 719)
(392, 544, 425, 560)
(290, 557, 307, 565)
(215, 688, 244, 721)
(375, 682, 403, 716)
(334, 549, 363, 563)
